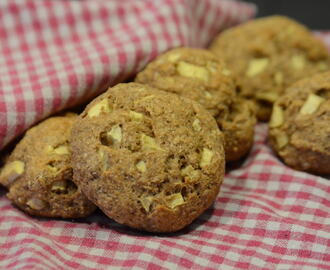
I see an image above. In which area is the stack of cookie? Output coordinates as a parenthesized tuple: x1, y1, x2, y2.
(210, 15, 330, 121)
(0, 47, 255, 232)
(210, 15, 330, 174)
(0, 82, 228, 232)
(1, 15, 329, 233)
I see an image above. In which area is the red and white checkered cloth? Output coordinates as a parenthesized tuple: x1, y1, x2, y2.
(0, 0, 255, 150)
(1, 1, 330, 269)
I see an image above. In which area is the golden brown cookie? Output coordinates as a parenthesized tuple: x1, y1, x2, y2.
(71, 83, 225, 232)
(210, 16, 330, 121)
(269, 72, 330, 174)
(135, 47, 256, 162)
(0, 114, 96, 218)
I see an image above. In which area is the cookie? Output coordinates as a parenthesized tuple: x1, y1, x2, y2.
(222, 98, 256, 162)
(71, 83, 225, 232)
(0, 114, 96, 218)
(135, 47, 256, 161)
(268, 72, 330, 174)
(210, 16, 330, 121)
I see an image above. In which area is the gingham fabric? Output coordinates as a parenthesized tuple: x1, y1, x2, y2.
(1, 1, 330, 269)
(0, 0, 255, 151)
(1, 124, 330, 270)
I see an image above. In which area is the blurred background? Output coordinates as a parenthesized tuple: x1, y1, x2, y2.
(245, 0, 330, 29)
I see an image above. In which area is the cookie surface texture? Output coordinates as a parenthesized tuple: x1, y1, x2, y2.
(210, 16, 330, 121)
(0, 114, 96, 218)
(71, 83, 225, 232)
(135, 47, 255, 161)
(268, 72, 330, 174)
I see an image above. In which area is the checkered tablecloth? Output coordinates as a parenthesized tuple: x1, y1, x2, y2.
(0, 0, 255, 151)
(1, 1, 330, 269)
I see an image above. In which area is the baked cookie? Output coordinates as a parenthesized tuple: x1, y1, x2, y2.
(210, 16, 330, 121)
(222, 98, 256, 162)
(71, 83, 225, 232)
(135, 47, 256, 161)
(0, 114, 96, 218)
(269, 72, 330, 174)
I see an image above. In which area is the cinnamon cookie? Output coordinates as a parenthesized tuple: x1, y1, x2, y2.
(71, 83, 225, 232)
(135, 47, 256, 161)
(210, 16, 330, 121)
(269, 72, 330, 174)
(0, 114, 96, 218)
